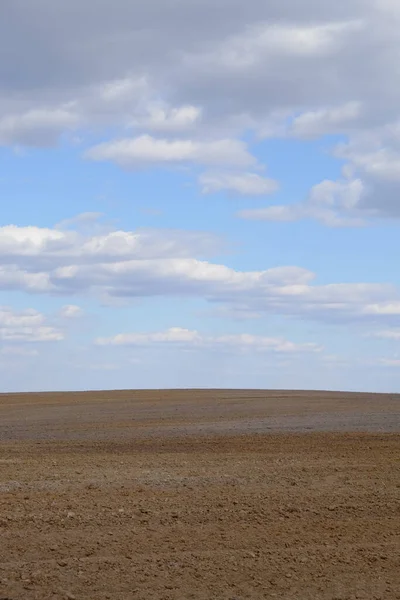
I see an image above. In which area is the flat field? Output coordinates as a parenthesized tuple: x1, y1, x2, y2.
(0, 389, 399, 599)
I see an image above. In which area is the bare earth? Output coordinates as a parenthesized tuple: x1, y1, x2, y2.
(0, 390, 399, 600)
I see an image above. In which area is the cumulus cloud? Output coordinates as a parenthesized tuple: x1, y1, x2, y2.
(322, 126, 400, 219)
(2, 1, 400, 213)
(0, 108, 79, 147)
(189, 20, 362, 75)
(289, 102, 363, 139)
(85, 135, 256, 169)
(0, 3, 391, 127)
(59, 305, 84, 318)
(1, 219, 400, 326)
(96, 327, 322, 354)
(130, 104, 202, 132)
(362, 303, 400, 316)
(0, 221, 223, 267)
(0, 77, 198, 148)
(0, 306, 63, 342)
(199, 172, 278, 195)
(238, 178, 368, 227)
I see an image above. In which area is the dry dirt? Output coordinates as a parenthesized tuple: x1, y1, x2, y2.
(0, 389, 399, 600)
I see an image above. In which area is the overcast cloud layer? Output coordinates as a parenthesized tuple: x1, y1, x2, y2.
(1, 1, 400, 391)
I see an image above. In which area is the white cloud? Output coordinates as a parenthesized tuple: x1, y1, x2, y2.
(356, 151, 400, 182)
(0, 266, 52, 293)
(0, 77, 198, 147)
(193, 20, 362, 72)
(59, 304, 84, 318)
(2, 219, 400, 326)
(362, 302, 400, 316)
(97, 76, 149, 106)
(290, 102, 363, 139)
(0, 221, 222, 264)
(98, 327, 201, 346)
(85, 135, 256, 168)
(0, 76, 150, 147)
(199, 171, 278, 195)
(2, 2, 400, 214)
(96, 327, 322, 354)
(0, 108, 79, 147)
(308, 178, 364, 211)
(238, 178, 368, 227)
(131, 104, 202, 132)
(0, 225, 69, 257)
(0, 306, 63, 342)
(0, 3, 391, 141)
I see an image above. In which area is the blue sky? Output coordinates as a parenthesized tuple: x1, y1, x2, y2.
(2, 0, 400, 392)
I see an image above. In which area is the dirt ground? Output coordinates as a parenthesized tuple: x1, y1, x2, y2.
(0, 390, 399, 599)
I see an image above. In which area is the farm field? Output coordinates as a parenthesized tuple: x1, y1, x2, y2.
(0, 389, 399, 599)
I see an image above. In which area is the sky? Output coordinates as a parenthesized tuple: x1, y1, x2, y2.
(2, 0, 400, 392)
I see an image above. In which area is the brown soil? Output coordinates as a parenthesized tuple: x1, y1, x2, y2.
(0, 390, 399, 599)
